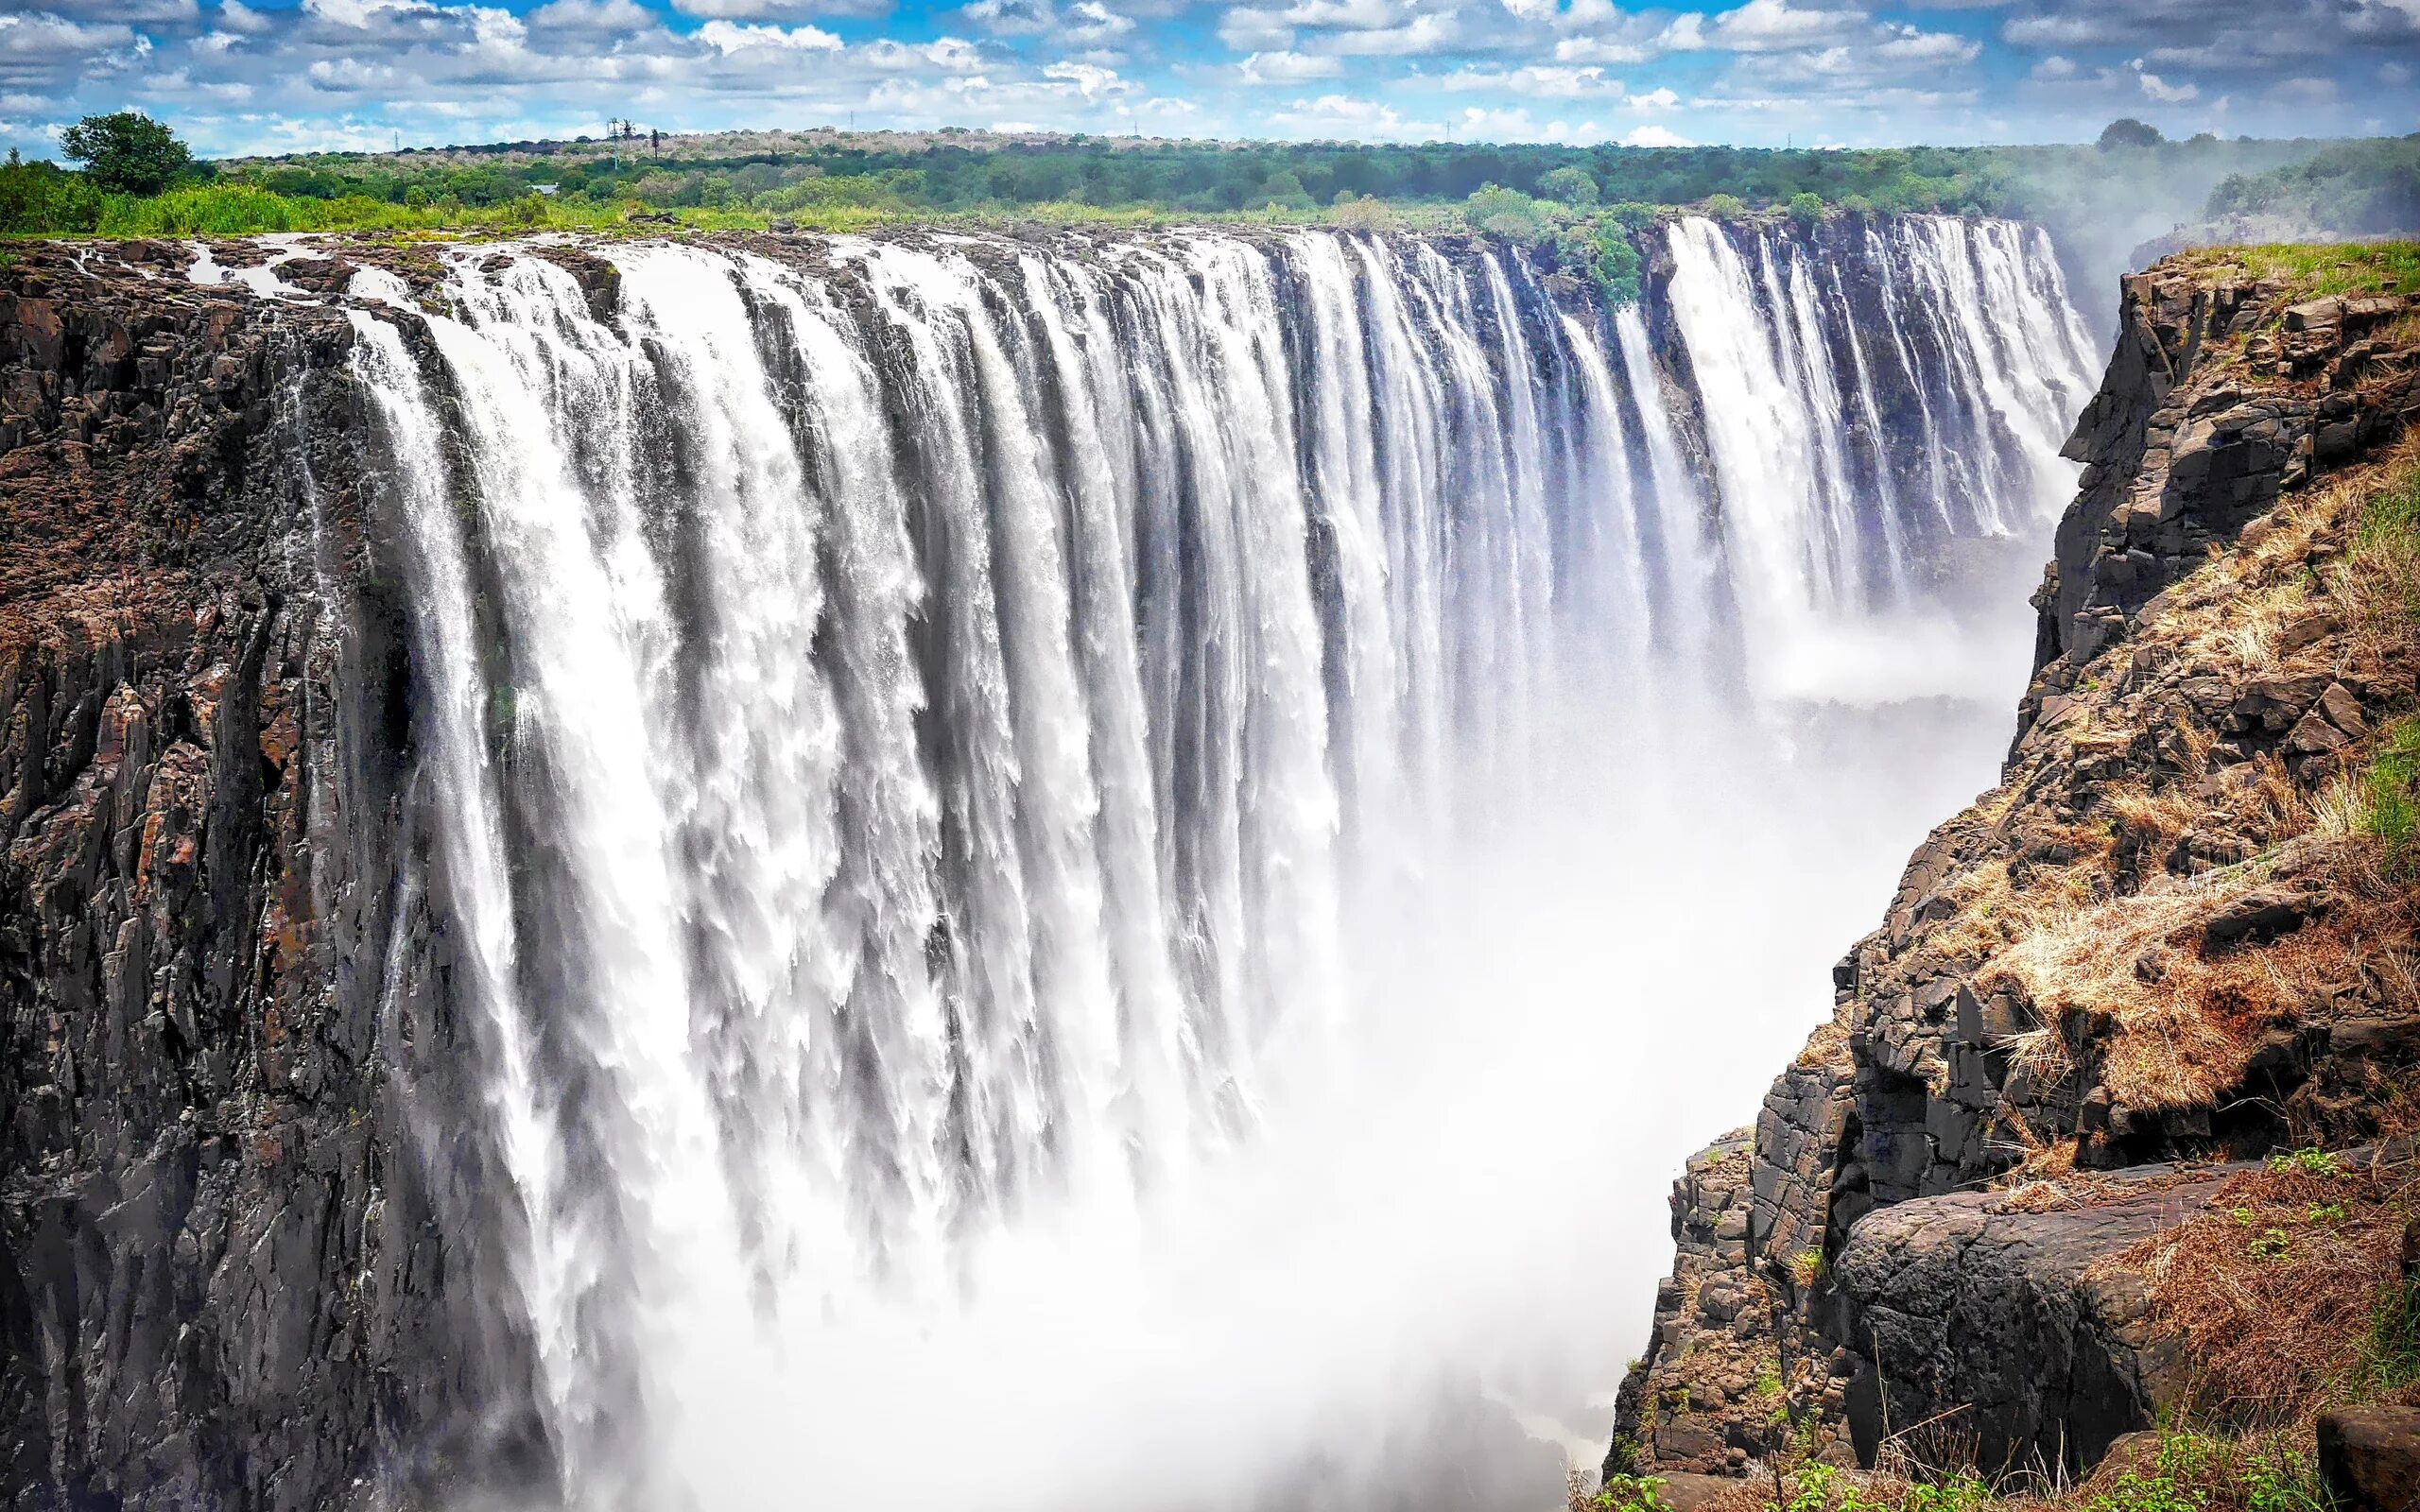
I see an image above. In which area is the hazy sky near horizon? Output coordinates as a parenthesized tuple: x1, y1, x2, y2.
(5, 0, 2415, 161)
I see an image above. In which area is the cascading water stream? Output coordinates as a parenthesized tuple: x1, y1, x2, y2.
(343, 215, 2101, 1512)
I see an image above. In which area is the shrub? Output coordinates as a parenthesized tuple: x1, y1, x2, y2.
(1463, 182, 1551, 244)
(1537, 165, 1600, 206)
(1788, 191, 1825, 227)
(1329, 192, 1400, 232)
(1554, 216, 1642, 303)
(1605, 199, 1659, 229)
(98, 181, 301, 235)
(1700, 192, 1748, 220)
(61, 111, 198, 196)
(0, 152, 104, 232)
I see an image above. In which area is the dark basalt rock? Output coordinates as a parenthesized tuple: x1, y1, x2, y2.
(2318, 1405, 2420, 1512)
(1607, 253, 2420, 1486)
(1827, 1163, 2235, 1478)
(0, 242, 528, 1512)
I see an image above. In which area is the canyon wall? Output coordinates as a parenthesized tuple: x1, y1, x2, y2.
(1611, 260, 2420, 1486)
(0, 215, 2095, 1510)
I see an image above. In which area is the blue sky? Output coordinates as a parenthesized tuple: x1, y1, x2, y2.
(4, 0, 2414, 159)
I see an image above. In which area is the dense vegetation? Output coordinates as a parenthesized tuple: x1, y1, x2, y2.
(7, 112, 2415, 244)
(2204, 137, 2420, 240)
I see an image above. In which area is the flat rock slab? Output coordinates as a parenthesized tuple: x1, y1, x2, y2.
(1830, 1160, 2246, 1477)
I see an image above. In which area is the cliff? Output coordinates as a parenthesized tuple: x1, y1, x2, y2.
(1609, 249, 2420, 1495)
(0, 242, 528, 1510)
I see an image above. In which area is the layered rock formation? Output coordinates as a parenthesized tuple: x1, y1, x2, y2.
(0, 244, 518, 1512)
(1613, 254, 2420, 1485)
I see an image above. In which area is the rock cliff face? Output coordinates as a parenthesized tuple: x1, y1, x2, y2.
(1613, 255, 2420, 1486)
(0, 243, 526, 1512)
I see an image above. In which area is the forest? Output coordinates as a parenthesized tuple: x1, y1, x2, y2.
(3, 114, 2414, 298)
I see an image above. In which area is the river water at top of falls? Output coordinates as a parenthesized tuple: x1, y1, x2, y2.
(342, 215, 2100, 1512)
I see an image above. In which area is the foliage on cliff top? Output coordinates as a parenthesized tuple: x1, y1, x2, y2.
(8, 118, 2412, 250)
(2173, 240, 2420, 300)
(1915, 435, 2420, 1134)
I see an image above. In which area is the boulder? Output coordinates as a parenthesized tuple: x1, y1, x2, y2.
(2318, 1406, 2420, 1512)
(1828, 1163, 2238, 1478)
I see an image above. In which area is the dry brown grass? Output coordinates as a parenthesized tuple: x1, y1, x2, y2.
(2100, 1146, 2420, 1430)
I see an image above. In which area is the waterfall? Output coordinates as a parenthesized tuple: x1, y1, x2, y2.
(343, 215, 2100, 1511)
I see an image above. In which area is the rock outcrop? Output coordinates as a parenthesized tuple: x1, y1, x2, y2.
(1613, 250, 2420, 1486)
(0, 244, 523, 1512)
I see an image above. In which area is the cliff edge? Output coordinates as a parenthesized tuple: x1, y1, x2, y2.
(1608, 245, 2420, 1499)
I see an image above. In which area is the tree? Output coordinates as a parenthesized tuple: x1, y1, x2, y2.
(1536, 165, 1599, 206)
(2097, 118, 2165, 151)
(61, 112, 195, 195)
(1787, 191, 1824, 228)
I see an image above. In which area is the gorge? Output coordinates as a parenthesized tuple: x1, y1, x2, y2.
(7, 215, 2107, 1511)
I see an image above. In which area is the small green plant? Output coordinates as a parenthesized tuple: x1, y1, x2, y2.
(1792, 1247, 1826, 1287)
(1592, 1471, 1670, 1511)
(2240, 1444, 2330, 1512)
(2359, 717, 2420, 879)
(2362, 1269, 2420, 1395)
(2308, 1201, 2350, 1223)
(1901, 1474, 1992, 1512)
(2249, 1227, 2293, 1261)
(2266, 1148, 2343, 1178)
(1754, 1364, 1784, 1398)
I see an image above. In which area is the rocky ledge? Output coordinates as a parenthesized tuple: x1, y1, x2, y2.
(0, 243, 525, 1511)
(1611, 251, 2420, 1488)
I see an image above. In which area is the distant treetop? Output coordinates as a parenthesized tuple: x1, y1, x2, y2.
(60, 112, 197, 196)
(2098, 118, 2167, 151)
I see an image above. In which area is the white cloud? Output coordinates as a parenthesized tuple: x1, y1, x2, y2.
(1876, 26, 1978, 62)
(1312, 11, 1461, 53)
(1655, 12, 1706, 49)
(961, 0, 1054, 30)
(216, 0, 273, 32)
(1219, 5, 1294, 48)
(300, 0, 435, 29)
(1707, 0, 1867, 52)
(697, 17, 844, 49)
(1619, 122, 1691, 145)
(529, 0, 654, 27)
(1043, 58, 1129, 95)
(1238, 48, 1341, 80)
(1554, 35, 1651, 62)
(2029, 53, 2076, 78)
(676, 0, 891, 16)
(1627, 83, 1678, 108)
(1438, 62, 1623, 94)
(2128, 57, 2196, 101)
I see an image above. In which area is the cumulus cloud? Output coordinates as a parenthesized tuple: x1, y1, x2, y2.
(1238, 48, 1342, 80)
(1619, 122, 1690, 145)
(1704, 0, 1868, 52)
(1552, 36, 1651, 64)
(2128, 56, 2195, 101)
(1436, 61, 1624, 94)
(528, 0, 656, 28)
(698, 18, 844, 50)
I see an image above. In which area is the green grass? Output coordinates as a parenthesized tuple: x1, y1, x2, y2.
(4, 180, 1485, 243)
(2180, 239, 2420, 298)
(2360, 715, 2420, 879)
